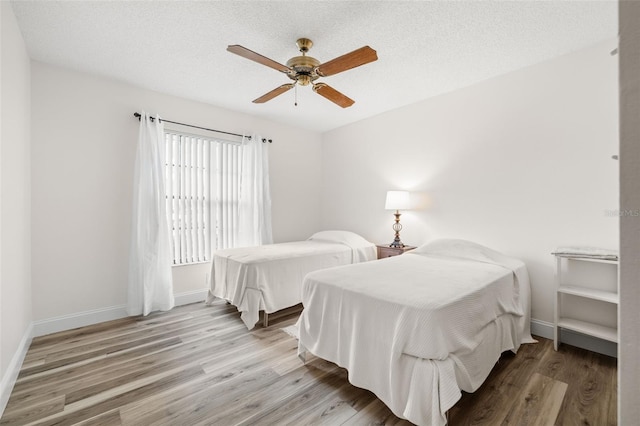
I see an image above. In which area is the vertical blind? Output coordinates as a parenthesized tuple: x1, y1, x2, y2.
(213, 141, 242, 250)
(165, 132, 242, 265)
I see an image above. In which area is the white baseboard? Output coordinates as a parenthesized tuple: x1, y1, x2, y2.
(32, 289, 208, 338)
(32, 304, 128, 337)
(0, 323, 33, 418)
(174, 289, 208, 306)
(530, 319, 617, 358)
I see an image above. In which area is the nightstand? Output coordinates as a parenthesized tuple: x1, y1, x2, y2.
(376, 244, 416, 259)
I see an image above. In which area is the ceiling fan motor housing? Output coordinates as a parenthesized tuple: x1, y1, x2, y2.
(286, 56, 320, 85)
(286, 39, 320, 86)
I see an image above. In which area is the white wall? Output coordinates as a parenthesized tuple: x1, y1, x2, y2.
(0, 0, 32, 410)
(31, 62, 322, 321)
(321, 39, 619, 327)
(618, 0, 640, 422)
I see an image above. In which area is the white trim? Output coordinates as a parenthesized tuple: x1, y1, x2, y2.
(531, 318, 617, 358)
(172, 260, 210, 268)
(0, 323, 33, 418)
(174, 288, 207, 306)
(32, 304, 128, 338)
(32, 289, 209, 338)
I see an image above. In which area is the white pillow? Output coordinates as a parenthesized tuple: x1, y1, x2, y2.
(411, 238, 513, 265)
(308, 230, 372, 248)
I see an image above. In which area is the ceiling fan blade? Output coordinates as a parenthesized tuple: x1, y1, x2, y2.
(253, 84, 295, 104)
(316, 46, 378, 77)
(227, 45, 291, 73)
(312, 83, 355, 108)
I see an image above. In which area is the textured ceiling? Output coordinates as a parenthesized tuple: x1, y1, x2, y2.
(11, 1, 618, 133)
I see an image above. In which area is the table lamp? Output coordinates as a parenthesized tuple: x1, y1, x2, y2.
(385, 190, 410, 248)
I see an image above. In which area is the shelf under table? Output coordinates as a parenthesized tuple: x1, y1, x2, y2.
(557, 317, 618, 343)
(558, 285, 618, 304)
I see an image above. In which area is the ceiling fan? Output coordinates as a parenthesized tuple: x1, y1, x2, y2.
(227, 38, 378, 108)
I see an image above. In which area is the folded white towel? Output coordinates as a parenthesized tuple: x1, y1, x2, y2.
(552, 246, 618, 260)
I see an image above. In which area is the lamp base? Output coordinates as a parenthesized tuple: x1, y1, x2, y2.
(389, 238, 405, 248)
(389, 210, 405, 248)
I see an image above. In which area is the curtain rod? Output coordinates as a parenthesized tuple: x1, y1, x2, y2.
(133, 112, 273, 143)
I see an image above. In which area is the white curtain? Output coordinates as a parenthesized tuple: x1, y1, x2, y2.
(237, 134, 273, 247)
(128, 111, 175, 316)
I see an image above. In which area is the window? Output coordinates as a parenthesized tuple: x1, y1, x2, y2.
(164, 131, 241, 265)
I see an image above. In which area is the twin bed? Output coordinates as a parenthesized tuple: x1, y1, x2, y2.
(298, 238, 534, 426)
(208, 235, 533, 426)
(206, 230, 377, 329)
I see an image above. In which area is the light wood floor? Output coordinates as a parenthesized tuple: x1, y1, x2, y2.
(1, 301, 617, 425)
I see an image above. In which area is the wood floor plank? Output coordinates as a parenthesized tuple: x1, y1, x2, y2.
(271, 351, 312, 376)
(71, 409, 122, 426)
(0, 395, 65, 425)
(27, 317, 133, 349)
(447, 338, 549, 425)
(191, 359, 341, 426)
(118, 338, 298, 425)
(117, 361, 270, 425)
(282, 379, 374, 426)
(121, 363, 282, 425)
(28, 366, 206, 426)
(12, 337, 183, 394)
(24, 301, 234, 362)
(14, 336, 181, 387)
(201, 335, 298, 375)
(13, 310, 253, 397)
(63, 323, 285, 404)
(42, 328, 288, 422)
(538, 343, 617, 426)
(500, 372, 568, 425)
(234, 361, 350, 426)
(22, 310, 237, 377)
(0, 303, 617, 426)
(286, 382, 359, 425)
(21, 335, 174, 378)
(341, 398, 413, 426)
(40, 312, 223, 363)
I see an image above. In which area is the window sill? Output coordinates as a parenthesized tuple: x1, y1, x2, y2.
(172, 260, 210, 268)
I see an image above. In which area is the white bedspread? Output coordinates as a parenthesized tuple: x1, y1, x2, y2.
(205, 231, 376, 329)
(298, 239, 534, 426)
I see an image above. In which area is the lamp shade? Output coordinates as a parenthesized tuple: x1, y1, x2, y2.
(385, 191, 410, 210)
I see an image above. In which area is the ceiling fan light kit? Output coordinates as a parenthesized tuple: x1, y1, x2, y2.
(227, 38, 378, 108)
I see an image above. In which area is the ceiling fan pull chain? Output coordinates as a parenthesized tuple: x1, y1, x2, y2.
(295, 83, 298, 107)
